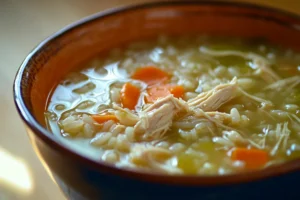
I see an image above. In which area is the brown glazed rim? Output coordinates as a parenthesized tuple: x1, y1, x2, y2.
(13, 1, 300, 186)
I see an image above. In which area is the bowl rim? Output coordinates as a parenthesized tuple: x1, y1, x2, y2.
(13, 0, 300, 185)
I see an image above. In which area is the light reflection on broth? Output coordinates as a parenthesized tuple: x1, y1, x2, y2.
(46, 36, 300, 175)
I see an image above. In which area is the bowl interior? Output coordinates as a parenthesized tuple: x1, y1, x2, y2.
(20, 2, 300, 126)
(15, 1, 300, 184)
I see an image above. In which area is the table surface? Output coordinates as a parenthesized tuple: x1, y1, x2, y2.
(0, 0, 299, 199)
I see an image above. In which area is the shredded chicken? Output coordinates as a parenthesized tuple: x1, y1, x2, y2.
(194, 108, 263, 149)
(264, 75, 300, 91)
(252, 59, 280, 83)
(238, 87, 273, 109)
(259, 125, 270, 149)
(199, 47, 268, 62)
(188, 77, 238, 111)
(205, 112, 232, 124)
(289, 113, 300, 124)
(134, 95, 189, 141)
(194, 109, 240, 134)
(270, 122, 290, 156)
(113, 77, 273, 142)
(176, 110, 243, 141)
(200, 47, 280, 83)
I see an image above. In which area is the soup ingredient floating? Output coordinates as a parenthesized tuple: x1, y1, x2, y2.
(46, 36, 300, 175)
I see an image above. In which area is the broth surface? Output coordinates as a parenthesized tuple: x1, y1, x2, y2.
(46, 36, 300, 175)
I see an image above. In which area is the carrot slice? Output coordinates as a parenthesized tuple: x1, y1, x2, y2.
(131, 66, 169, 85)
(121, 82, 140, 110)
(169, 85, 184, 98)
(231, 148, 269, 170)
(92, 114, 118, 124)
(146, 84, 184, 103)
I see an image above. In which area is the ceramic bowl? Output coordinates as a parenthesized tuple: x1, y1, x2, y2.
(14, 1, 300, 199)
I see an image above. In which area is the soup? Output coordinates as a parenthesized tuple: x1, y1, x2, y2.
(46, 36, 300, 175)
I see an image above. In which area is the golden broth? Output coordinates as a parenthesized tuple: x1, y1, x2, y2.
(46, 36, 300, 175)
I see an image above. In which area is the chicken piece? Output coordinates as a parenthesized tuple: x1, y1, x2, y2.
(253, 59, 280, 83)
(134, 95, 188, 141)
(270, 122, 290, 156)
(238, 87, 273, 109)
(264, 75, 300, 91)
(188, 78, 238, 111)
(205, 111, 232, 124)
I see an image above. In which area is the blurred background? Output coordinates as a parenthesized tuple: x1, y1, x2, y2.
(0, 0, 299, 199)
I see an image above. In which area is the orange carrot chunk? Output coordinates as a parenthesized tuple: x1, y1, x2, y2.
(92, 114, 118, 124)
(169, 85, 184, 98)
(231, 148, 269, 170)
(146, 84, 184, 103)
(131, 66, 169, 85)
(121, 82, 140, 110)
